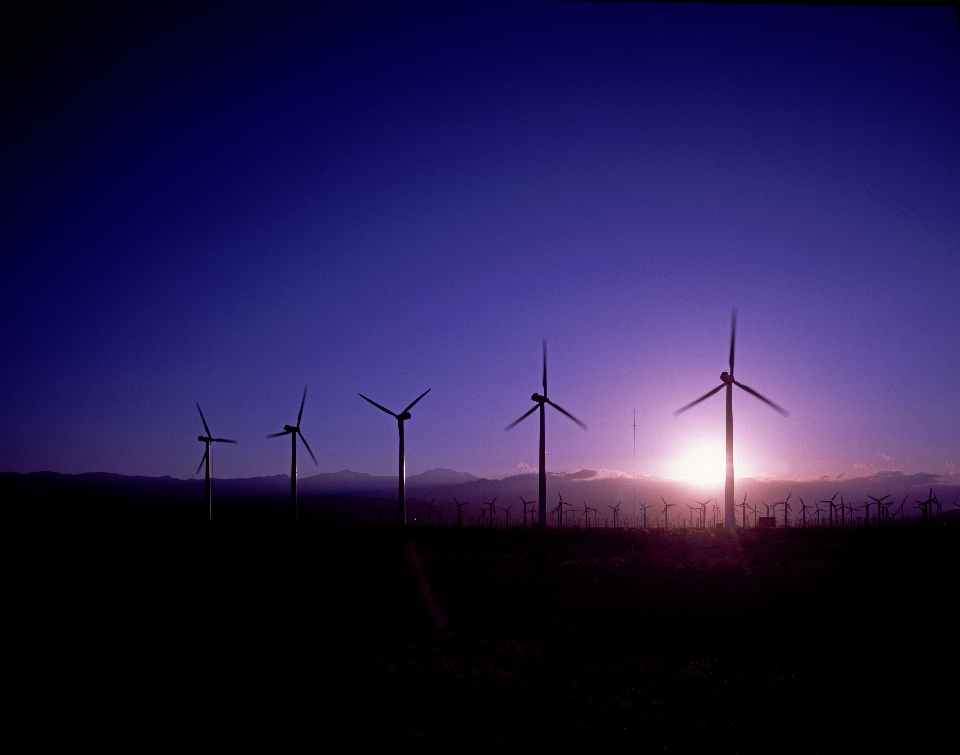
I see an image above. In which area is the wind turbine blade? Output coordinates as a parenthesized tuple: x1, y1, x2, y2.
(212, 438, 238, 444)
(195, 448, 208, 476)
(729, 309, 737, 375)
(267, 430, 293, 438)
(673, 384, 725, 415)
(505, 403, 539, 430)
(298, 431, 318, 465)
(545, 399, 587, 429)
(732, 381, 789, 416)
(359, 393, 398, 418)
(404, 388, 431, 413)
(542, 339, 548, 397)
(298, 386, 308, 426)
(196, 403, 212, 437)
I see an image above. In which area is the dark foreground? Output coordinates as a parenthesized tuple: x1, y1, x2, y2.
(26, 524, 957, 751)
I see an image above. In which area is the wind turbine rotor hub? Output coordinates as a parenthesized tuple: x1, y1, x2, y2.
(398, 411, 411, 421)
(720, 371, 733, 383)
(283, 424, 296, 433)
(531, 393, 546, 402)
(198, 435, 211, 442)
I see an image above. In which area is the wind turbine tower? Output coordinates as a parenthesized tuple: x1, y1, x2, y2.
(506, 340, 586, 529)
(195, 403, 237, 521)
(267, 387, 318, 521)
(674, 310, 788, 529)
(359, 388, 431, 525)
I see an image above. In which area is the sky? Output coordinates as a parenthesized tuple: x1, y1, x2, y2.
(2, 1, 958, 490)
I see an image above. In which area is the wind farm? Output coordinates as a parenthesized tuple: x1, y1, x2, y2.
(4, 2, 958, 754)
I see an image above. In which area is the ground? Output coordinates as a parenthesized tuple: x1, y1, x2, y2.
(26, 523, 957, 751)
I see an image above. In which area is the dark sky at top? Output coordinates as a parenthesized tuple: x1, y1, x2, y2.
(2, 2, 958, 488)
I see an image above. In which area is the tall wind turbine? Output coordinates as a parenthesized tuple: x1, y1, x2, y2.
(505, 340, 586, 529)
(195, 403, 237, 521)
(359, 388, 431, 525)
(267, 386, 318, 521)
(674, 310, 788, 529)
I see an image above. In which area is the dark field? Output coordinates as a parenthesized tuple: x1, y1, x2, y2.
(29, 524, 957, 751)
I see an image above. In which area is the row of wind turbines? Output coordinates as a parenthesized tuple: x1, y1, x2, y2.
(196, 310, 790, 525)
(364, 489, 952, 529)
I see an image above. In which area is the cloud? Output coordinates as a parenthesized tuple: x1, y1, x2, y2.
(516, 462, 534, 474)
(947, 461, 956, 468)
(877, 453, 893, 462)
(853, 462, 874, 469)
(835, 473, 845, 481)
(549, 469, 627, 481)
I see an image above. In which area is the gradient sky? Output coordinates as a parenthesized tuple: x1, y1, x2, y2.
(3, 2, 958, 488)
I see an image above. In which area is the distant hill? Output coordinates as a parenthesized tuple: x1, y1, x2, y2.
(2, 468, 957, 525)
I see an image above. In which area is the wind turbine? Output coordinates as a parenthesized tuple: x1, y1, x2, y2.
(453, 498, 470, 528)
(506, 340, 586, 528)
(607, 502, 621, 528)
(554, 492, 573, 528)
(638, 501, 652, 529)
(267, 386, 317, 521)
(694, 499, 710, 528)
(738, 493, 749, 529)
(483, 495, 498, 528)
(821, 493, 839, 528)
(520, 495, 535, 528)
(781, 494, 792, 528)
(358, 388, 431, 525)
(660, 497, 676, 530)
(195, 403, 237, 521)
(674, 310, 788, 528)
(869, 495, 891, 527)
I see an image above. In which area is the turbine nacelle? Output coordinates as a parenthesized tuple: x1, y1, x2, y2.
(531, 392, 546, 403)
(397, 411, 412, 421)
(720, 371, 733, 384)
(283, 424, 297, 433)
(198, 435, 211, 443)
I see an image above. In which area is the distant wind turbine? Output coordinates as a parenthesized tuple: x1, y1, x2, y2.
(453, 497, 469, 528)
(519, 495, 535, 529)
(505, 340, 586, 529)
(674, 310, 788, 529)
(195, 403, 237, 521)
(360, 388, 431, 525)
(267, 387, 317, 521)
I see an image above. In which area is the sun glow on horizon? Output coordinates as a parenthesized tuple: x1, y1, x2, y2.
(667, 440, 726, 489)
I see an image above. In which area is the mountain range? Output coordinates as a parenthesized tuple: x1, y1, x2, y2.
(2, 467, 957, 523)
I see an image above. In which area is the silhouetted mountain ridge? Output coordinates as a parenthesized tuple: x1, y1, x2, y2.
(2, 468, 957, 524)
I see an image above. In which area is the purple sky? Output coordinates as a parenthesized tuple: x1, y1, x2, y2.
(2, 2, 958, 489)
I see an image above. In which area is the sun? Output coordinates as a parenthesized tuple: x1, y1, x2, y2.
(667, 439, 725, 488)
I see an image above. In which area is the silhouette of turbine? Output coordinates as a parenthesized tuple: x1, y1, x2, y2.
(195, 403, 237, 522)
(674, 310, 788, 529)
(519, 495, 535, 528)
(505, 340, 586, 529)
(359, 388, 431, 525)
(267, 387, 317, 521)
